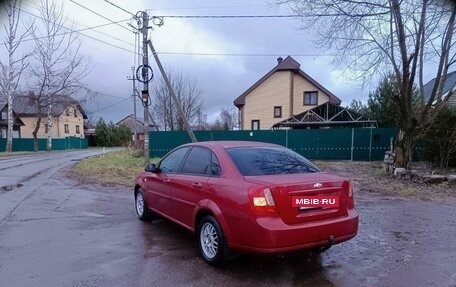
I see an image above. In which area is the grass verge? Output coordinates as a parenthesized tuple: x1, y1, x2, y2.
(75, 149, 159, 187)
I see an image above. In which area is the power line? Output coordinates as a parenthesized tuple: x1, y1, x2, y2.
(65, 18, 134, 48)
(91, 90, 127, 100)
(70, 0, 135, 33)
(78, 33, 135, 54)
(155, 51, 333, 57)
(155, 14, 302, 19)
(103, 0, 136, 18)
(89, 97, 131, 113)
(7, 8, 333, 58)
(12, 8, 135, 54)
(148, 4, 266, 12)
(2, 9, 131, 46)
(25, 2, 134, 47)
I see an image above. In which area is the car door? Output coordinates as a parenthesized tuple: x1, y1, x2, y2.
(143, 147, 190, 217)
(170, 146, 217, 229)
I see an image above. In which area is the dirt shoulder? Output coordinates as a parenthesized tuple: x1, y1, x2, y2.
(71, 151, 456, 200)
(315, 160, 456, 200)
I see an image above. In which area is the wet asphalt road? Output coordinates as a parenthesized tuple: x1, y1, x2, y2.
(1, 153, 456, 287)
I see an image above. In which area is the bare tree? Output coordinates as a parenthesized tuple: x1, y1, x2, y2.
(195, 112, 210, 130)
(0, 0, 32, 152)
(29, 0, 90, 151)
(152, 68, 205, 131)
(219, 107, 238, 130)
(276, 0, 456, 168)
(211, 107, 238, 130)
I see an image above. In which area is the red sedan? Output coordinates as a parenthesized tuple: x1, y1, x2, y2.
(134, 141, 358, 266)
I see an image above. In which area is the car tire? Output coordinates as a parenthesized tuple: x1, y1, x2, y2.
(135, 189, 149, 221)
(198, 215, 226, 267)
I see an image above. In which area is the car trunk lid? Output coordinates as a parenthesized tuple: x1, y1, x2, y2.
(244, 172, 349, 225)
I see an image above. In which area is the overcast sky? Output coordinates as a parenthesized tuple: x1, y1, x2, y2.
(1, 0, 401, 124)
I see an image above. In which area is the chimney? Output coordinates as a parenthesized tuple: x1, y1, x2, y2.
(277, 56, 283, 64)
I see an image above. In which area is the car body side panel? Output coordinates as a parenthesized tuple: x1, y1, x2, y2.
(194, 177, 254, 241)
(170, 174, 209, 229)
(141, 172, 174, 217)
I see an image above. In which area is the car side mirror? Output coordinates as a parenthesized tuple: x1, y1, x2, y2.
(145, 163, 158, 173)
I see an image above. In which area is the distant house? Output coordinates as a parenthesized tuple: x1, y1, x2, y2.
(423, 71, 456, 106)
(83, 121, 96, 147)
(234, 56, 341, 130)
(13, 94, 87, 138)
(116, 114, 155, 141)
(0, 102, 25, 138)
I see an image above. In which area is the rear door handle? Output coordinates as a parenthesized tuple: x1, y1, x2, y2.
(191, 182, 202, 189)
(163, 179, 171, 183)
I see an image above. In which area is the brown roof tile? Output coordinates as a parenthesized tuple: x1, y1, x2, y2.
(234, 56, 341, 107)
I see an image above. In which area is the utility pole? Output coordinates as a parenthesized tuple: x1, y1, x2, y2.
(148, 40, 197, 142)
(134, 10, 196, 163)
(130, 66, 137, 143)
(141, 11, 150, 164)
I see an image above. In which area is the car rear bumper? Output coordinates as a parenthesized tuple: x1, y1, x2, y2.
(227, 208, 358, 253)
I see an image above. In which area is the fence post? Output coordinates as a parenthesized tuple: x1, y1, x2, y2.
(369, 128, 373, 161)
(285, 129, 288, 148)
(351, 128, 354, 161)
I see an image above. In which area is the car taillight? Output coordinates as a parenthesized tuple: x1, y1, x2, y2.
(249, 187, 276, 214)
(348, 181, 355, 208)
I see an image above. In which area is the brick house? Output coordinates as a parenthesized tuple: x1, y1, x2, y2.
(13, 94, 87, 138)
(234, 56, 341, 130)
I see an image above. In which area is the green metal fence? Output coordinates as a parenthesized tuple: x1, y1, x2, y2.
(0, 137, 88, 152)
(149, 128, 399, 161)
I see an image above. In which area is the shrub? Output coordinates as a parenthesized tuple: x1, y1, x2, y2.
(423, 105, 456, 168)
(95, 118, 132, 147)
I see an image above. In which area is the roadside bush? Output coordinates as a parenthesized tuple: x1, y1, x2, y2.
(423, 105, 456, 168)
(95, 118, 132, 147)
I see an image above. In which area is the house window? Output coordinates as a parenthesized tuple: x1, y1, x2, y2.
(274, 106, 282, 118)
(1, 111, 6, 120)
(64, 124, 69, 133)
(76, 125, 80, 134)
(13, 130, 19, 138)
(304, 91, 318, 106)
(251, 120, 260, 130)
(66, 109, 70, 116)
(74, 109, 78, 117)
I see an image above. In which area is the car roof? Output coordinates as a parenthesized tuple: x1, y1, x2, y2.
(182, 141, 281, 149)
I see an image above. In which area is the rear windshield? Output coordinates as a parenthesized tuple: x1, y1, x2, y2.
(226, 147, 320, 176)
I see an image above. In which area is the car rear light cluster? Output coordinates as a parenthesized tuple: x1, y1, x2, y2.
(249, 187, 276, 214)
(348, 181, 355, 208)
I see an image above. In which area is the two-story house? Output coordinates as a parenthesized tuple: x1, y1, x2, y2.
(234, 56, 341, 130)
(13, 94, 87, 138)
(116, 114, 156, 141)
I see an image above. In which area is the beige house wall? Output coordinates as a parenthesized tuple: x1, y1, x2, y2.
(20, 117, 55, 138)
(20, 105, 85, 138)
(292, 73, 331, 115)
(242, 71, 292, 130)
(240, 71, 333, 130)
